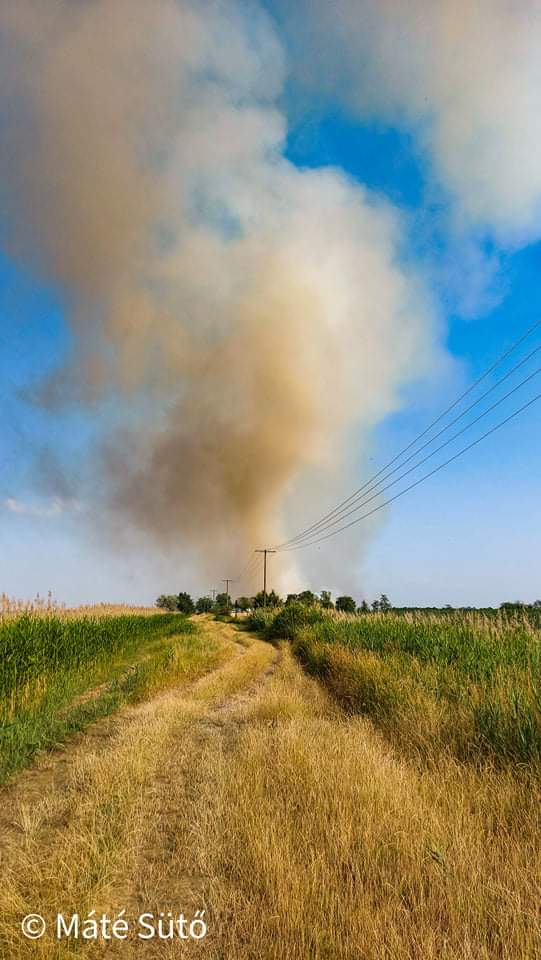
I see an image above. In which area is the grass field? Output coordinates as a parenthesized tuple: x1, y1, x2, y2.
(1, 609, 540, 957)
(249, 604, 541, 765)
(0, 609, 224, 782)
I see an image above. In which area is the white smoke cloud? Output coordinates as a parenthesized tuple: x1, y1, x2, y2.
(278, 0, 541, 240)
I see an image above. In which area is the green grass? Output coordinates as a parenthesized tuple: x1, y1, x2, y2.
(0, 613, 184, 703)
(0, 613, 223, 782)
(252, 604, 541, 766)
(244, 608, 278, 636)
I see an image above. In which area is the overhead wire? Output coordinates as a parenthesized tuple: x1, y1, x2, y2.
(274, 317, 541, 550)
(236, 552, 259, 582)
(234, 552, 262, 595)
(277, 389, 541, 552)
(278, 341, 541, 548)
(242, 555, 264, 596)
(275, 361, 541, 547)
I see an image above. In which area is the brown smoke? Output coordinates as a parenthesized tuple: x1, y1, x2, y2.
(0, 0, 434, 586)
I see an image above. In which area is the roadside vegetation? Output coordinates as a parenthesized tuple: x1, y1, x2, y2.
(185, 646, 541, 960)
(0, 609, 224, 782)
(248, 603, 541, 766)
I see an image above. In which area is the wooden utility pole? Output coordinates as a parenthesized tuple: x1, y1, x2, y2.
(222, 579, 235, 606)
(255, 549, 276, 607)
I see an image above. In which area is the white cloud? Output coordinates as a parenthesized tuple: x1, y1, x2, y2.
(4, 497, 80, 519)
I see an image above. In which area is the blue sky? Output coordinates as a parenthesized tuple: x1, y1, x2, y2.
(1, 2, 540, 607)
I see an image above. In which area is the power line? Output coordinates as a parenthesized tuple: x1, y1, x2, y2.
(279, 341, 541, 548)
(276, 362, 541, 547)
(236, 552, 260, 582)
(276, 389, 541, 552)
(228, 317, 541, 576)
(274, 317, 541, 550)
(247, 566, 263, 594)
(244, 554, 263, 594)
(217, 552, 260, 604)
(234, 554, 261, 595)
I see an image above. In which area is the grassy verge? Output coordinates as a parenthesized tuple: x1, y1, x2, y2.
(152, 645, 541, 959)
(0, 631, 274, 959)
(248, 604, 541, 766)
(0, 613, 224, 782)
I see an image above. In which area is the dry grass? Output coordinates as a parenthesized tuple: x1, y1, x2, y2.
(0, 593, 162, 619)
(1, 592, 62, 616)
(261, 605, 541, 765)
(0, 626, 275, 958)
(166, 645, 541, 959)
(1, 623, 539, 958)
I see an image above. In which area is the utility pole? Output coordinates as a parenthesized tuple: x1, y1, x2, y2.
(222, 579, 232, 597)
(210, 589, 217, 602)
(222, 579, 236, 610)
(255, 549, 276, 607)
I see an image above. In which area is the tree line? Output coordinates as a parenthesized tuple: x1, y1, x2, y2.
(155, 590, 393, 615)
(156, 592, 541, 617)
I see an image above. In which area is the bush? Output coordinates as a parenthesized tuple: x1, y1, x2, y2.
(246, 608, 277, 637)
(267, 602, 325, 642)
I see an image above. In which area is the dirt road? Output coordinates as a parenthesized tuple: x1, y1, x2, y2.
(0, 619, 282, 957)
(1, 618, 539, 959)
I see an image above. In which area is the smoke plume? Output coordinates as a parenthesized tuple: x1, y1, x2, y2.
(0, 0, 434, 587)
(278, 0, 541, 241)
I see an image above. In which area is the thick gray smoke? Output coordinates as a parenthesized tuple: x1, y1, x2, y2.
(0, 0, 435, 589)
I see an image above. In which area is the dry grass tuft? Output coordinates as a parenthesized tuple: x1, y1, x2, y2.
(1, 593, 162, 620)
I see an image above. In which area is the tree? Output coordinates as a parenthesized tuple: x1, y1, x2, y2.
(336, 595, 356, 614)
(371, 599, 380, 612)
(155, 594, 179, 611)
(379, 593, 392, 612)
(298, 590, 317, 606)
(253, 589, 282, 608)
(176, 591, 195, 615)
(533, 600, 541, 609)
(320, 590, 334, 609)
(357, 600, 370, 613)
(215, 592, 231, 614)
(195, 596, 214, 614)
(236, 596, 252, 612)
